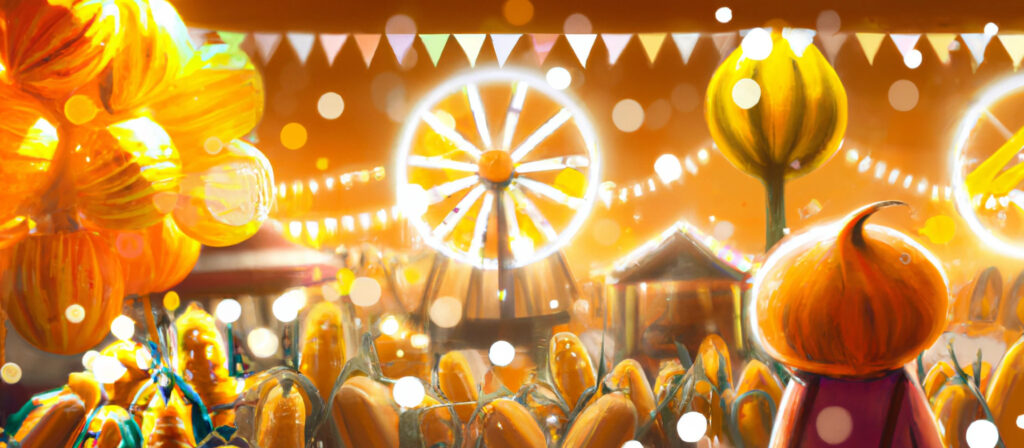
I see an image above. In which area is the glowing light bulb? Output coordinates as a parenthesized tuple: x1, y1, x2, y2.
(654, 154, 683, 183)
(215, 299, 242, 323)
(715, 6, 732, 23)
(380, 316, 400, 336)
(546, 67, 572, 90)
(110, 315, 135, 341)
(393, 376, 426, 407)
(489, 340, 515, 367)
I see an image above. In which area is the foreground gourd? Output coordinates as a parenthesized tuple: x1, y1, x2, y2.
(754, 201, 947, 447)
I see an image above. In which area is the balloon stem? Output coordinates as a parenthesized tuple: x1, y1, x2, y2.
(764, 171, 786, 251)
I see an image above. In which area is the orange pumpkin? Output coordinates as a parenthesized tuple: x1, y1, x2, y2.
(1, 230, 124, 354)
(299, 301, 347, 401)
(549, 332, 596, 409)
(0, 0, 123, 98)
(175, 303, 238, 427)
(0, 83, 58, 224)
(754, 201, 949, 377)
(103, 217, 200, 296)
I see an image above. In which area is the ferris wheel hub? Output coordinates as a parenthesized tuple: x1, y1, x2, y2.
(478, 150, 515, 184)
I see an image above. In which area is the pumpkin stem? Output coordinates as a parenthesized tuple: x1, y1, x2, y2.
(839, 201, 907, 248)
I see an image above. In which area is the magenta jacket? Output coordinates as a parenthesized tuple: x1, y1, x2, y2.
(769, 368, 943, 448)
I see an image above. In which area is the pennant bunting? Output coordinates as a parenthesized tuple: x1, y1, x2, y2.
(187, 27, 209, 48)
(319, 34, 348, 66)
(565, 34, 597, 67)
(671, 33, 700, 64)
(1000, 35, 1024, 70)
(386, 33, 416, 64)
(420, 34, 450, 66)
(638, 33, 668, 64)
(531, 34, 559, 65)
(490, 34, 522, 67)
(818, 32, 848, 62)
(926, 33, 957, 65)
(253, 32, 282, 64)
(961, 33, 993, 67)
(354, 34, 381, 67)
(601, 33, 632, 65)
(218, 31, 247, 49)
(711, 32, 737, 59)
(855, 33, 886, 65)
(287, 32, 316, 65)
(454, 34, 486, 67)
(890, 33, 921, 65)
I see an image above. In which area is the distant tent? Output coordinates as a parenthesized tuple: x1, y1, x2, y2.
(607, 221, 750, 285)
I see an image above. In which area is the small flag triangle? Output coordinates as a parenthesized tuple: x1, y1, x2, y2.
(638, 33, 668, 64)
(253, 32, 282, 64)
(287, 32, 316, 65)
(890, 33, 921, 62)
(218, 31, 247, 49)
(319, 34, 348, 66)
(601, 34, 632, 65)
(531, 34, 559, 65)
(671, 33, 700, 64)
(420, 34, 450, 66)
(819, 32, 848, 62)
(386, 34, 416, 64)
(490, 34, 522, 67)
(999, 35, 1024, 70)
(855, 33, 886, 65)
(187, 27, 209, 48)
(354, 34, 381, 67)
(711, 32, 737, 59)
(454, 34, 486, 67)
(962, 33, 993, 67)
(925, 33, 957, 65)
(565, 34, 597, 67)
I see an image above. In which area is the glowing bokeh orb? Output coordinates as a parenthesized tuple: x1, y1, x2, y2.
(65, 304, 86, 323)
(676, 411, 708, 442)
(429, 296, 463, 328)
(1, 363, 22, 384)
(488, 340, 515, 366)
(215, 299, 242, 323)
(110, 315, 135, 341)
(393, 376, 426, 407)
(248, 327, 279, 358)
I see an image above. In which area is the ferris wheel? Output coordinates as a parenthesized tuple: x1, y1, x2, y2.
(394, 70, 600, 320)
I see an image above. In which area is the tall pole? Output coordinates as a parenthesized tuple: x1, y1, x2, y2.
(495, 188, 515, 319)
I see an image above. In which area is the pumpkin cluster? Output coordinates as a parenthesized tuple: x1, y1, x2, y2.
(0, 0, 274, 356)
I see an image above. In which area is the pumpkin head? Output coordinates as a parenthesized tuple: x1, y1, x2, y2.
(102, 217, 200, 296)
(1, 230, 124, 354)
(753, 201, 949, 378)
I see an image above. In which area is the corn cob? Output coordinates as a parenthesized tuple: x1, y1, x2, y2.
(143, 394, 196, 448)
(698, 334, 733, 390)
(562, 392, 638, 448)
(604, 359, 660, 442)
(438, 351, 478, 422)
(299, 301, 347, 401)
(176, 304, 237, 427)
(256, 383, 306, 448)
(986, 336, 1024, 447)
(478, 399, 546, 448)
(923, 360, 955, 400)
(333, 376, 399, 448)
(549, 332, 596, 410)
(930, 380, 984, 448)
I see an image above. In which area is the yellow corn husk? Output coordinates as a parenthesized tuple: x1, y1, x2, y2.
(604, 359, 660, 441)
(730, 386, 775, 448)
(13, 393, 86, 447)
(479, 399, 547, 448)
(438, 351, 478, 422)
(653, 360, 686, 412)
(734, 360, 782, 409)
(143, 394, 196, 448)
(692, 380, 725, 441)
(175, 303, 237, 427)
(549, 332, 596, 410)
(931, 381, 984, 448)
(299, 301, 346, 401)
(98, 341, 151, 407)
(562, 392, 638, 448)
(523, 383, 568, 443)
(987, 337, 1024, 447)
(417, 396, 455, 447)
(333, 376, 399, 448)
(256, 383, 306, 448)
(84, 405, 130, 448)
(923, 361, 955, 401)
(490, 353, 536, 393)
(698, 334, 733, 390)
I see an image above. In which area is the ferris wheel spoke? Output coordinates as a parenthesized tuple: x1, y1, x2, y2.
(432, 185, 486, 239)
(501, 81, 529, 150)
(510, 108, 573, 162)
(421, 110, 483, 159)
(468, 192, 495, 260)
(515, 155, 590, 173)
(426, 175, 480, 204)
(516, 177, 585, 209)
(408, 155, 479, 172)
(465, 84, 493, 150)
(502, 192, 521, 241)
(510, 188, 558, 241)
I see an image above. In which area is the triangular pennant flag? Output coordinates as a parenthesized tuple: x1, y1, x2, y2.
(711, 32, 737, 59)
(890, 33, 921, 62)
(218, 31, 247, 49)
(287, 32, 316, 65)
(855, 33, 886, 65)
(454, 34, 486, 67)
(926, 33, 957, 65)
(601, 34, 632, 65)
(671, 33, 700, 64)
(638, 33, 668, 64)
(1000, 35, 1024, 70)
(565, 34, 597, 67)
(962, 33, 993, 67)
(420, 34, 450, 66)
(253, 33, 282, 64)
(819, 32, 848, 62)
(386, 33, 416, 64)
(188, 27, 209, 48)
(354, 34, 381, 67)
(490, 34, 521, 67)
(319, 33, 348, 66)
(531, 34, 559, 65)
